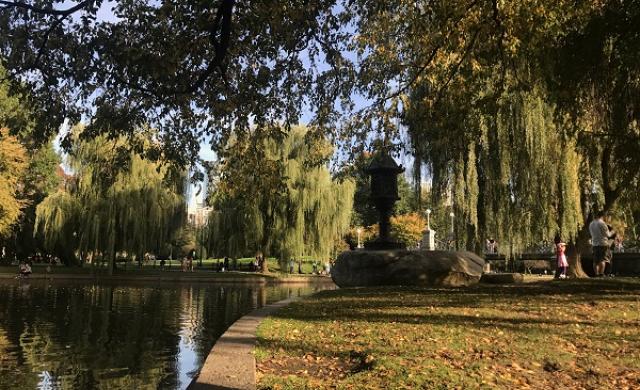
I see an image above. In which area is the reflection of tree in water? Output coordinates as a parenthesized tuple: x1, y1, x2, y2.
(0, 282, 329, 389)
(0, 283, 273, 390)
(0, 284, 176, 389)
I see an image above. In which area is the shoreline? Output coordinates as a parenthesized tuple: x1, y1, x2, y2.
(0, 271, 336, 285)
(188, 296, 301, 390)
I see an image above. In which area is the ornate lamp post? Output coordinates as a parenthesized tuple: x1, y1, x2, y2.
(365, 151, 405, 250)
(421, 208, 436, 250)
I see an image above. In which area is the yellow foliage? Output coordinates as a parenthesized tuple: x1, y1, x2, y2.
(390, 213, 426, 248)
(0, 127, 28, 236)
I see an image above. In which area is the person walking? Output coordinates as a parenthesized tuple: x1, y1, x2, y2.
(589, 211, 615, 277)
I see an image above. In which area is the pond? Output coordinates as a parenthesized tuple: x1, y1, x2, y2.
(0, 280, 330, 390)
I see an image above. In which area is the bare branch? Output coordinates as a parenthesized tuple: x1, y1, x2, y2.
(183, 0, 235, 94)
(381, 43, 441, 103)
(0, 0, 92, 16)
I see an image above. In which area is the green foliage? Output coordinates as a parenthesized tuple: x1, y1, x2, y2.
(410, 85, 584, 254)
(0, 65, 34, 139)
(394, 175, 418, 215)
(207, 126, 354, 265)
(12, 143, 61, 255)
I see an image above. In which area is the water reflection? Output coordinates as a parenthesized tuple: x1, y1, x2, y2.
(0, 281, 329, 390)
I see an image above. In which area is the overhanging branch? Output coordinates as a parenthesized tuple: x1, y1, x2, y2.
(0, 0, 92, 16)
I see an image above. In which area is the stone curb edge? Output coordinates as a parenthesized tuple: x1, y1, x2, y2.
(188, 296, 301, 390)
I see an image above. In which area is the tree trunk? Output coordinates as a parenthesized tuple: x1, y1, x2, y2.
(567, 224, 591, 278)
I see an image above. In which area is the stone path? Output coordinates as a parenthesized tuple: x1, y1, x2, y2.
(188, 297, 298, 390)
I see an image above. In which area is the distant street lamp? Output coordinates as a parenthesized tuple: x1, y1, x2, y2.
(449, 212, 454, 234)
(357, 227, 363, 249)
(421, 208, 436, 250)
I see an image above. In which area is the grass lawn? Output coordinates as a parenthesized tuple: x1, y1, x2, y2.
(256, 278, 640, 389)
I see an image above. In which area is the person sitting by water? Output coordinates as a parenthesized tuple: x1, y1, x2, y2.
(19, 262, 32, 277)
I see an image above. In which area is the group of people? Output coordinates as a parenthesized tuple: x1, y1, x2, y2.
(211, 255, 265, 272)
(287, 258, 332, 275)
(554, 210, 619, 279)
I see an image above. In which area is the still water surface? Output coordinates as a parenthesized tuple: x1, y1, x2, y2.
(0, 280, 327, 390)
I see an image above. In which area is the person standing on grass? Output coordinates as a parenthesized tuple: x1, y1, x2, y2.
(555, 240, 568, 279)
(589, 211, 615, 277)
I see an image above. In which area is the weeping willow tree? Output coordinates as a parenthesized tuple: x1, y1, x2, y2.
(408, 83, 583, 267)
(207, 126, 354, 269)
(35, 127, 186, 271)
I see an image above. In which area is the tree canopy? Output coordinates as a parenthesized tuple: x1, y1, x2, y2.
(0, 0, 354, 164)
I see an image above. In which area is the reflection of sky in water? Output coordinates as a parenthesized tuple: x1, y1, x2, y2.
(178, 326, 198, 390)
(177, 288, 199, 390)
(38, 371, 55, 389)
(0, 281, 329, 390)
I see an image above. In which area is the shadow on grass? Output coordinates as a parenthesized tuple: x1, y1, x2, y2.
(267, 278, 640, 328)
(273, 307, 599, 328)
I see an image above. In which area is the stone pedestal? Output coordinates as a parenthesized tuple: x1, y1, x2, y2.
(332, 249, 485, 288)
(421, 229, 436, 250)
